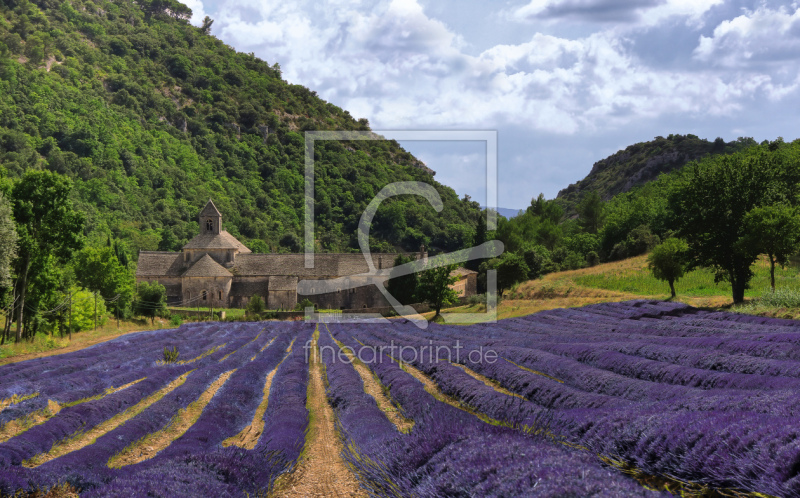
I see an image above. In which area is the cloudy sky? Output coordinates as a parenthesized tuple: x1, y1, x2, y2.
(184, 0, 800, 209)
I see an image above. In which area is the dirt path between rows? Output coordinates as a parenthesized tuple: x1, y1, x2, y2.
(271, 332, 365, 498)
(327, 330, 413, 434)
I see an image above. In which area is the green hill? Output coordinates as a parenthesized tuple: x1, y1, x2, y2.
(555, 134, 757, 214)
(0, 0, 481, 259)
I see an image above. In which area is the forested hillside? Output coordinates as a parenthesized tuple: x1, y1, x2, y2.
(556, 134, 757, 214)
(0, 0, 481, 258)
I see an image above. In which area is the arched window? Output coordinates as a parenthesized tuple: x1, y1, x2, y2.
(206, 219, 213, 231)
(218, 291, 222, 300)
(202, 290, 207, 301)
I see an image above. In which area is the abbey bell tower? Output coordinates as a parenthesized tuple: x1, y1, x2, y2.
(199, 199, 222, 235)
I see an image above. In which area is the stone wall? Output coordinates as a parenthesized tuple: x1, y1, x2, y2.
(181, 275, 233, 308)
(297, 276, 393, 310)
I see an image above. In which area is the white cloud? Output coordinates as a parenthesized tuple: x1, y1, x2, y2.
(181, 0, 209, 27)
(199, 0, 800, 205)
(639, 0, 723, 26)
(207, 0, 794, 135)
(694, 6, 800, 68)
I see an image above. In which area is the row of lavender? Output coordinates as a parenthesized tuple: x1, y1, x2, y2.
(0, 321, 314, 497)
(339, 300, 800, 496)
(321, 327, 663, 497)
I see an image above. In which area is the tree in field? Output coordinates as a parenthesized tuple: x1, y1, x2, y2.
(669, 147, 800, 303)
(577, 191, 605, 234)
(134, 282, 167, 324)
(417, 263, 459, 318)
(740, 204, 800, 293)
(69, 288, 107, 332)
(496, 252, 530, 297)
(387, 254, 418, 305)
(647, 238, 689, 298)
(74, 246, 135, 318)
(11, 171, 85, 342)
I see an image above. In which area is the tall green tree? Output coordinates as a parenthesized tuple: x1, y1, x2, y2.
(669, 148, 800, 303)
(647, 238, 688, 298)
(496, 252, 530, 297)
(740, 204, 800, 293)
(11, 171, 84, 342)
(69, 288, 107, 332)
(0, 192, 18, 290)
(134, 281, 167, 324)
(417, 263, 459, 317)
(576, 191, 605, 234)
(73, 246, 135, 317)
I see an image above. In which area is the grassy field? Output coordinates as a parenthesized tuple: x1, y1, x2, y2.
(436, 254, 800, 322)
(570, 255, 800, 298)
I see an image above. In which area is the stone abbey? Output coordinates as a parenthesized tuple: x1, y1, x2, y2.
(136, 200, 476, 310)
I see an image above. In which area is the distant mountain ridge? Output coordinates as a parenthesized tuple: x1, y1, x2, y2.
(555, 134, 758, 213)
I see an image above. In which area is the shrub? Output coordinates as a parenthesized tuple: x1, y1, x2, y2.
(755, 288, 800, 308)
(294, 298, 315, 311)
(163, 346, 179, 363)
(245, 295, 265, 317)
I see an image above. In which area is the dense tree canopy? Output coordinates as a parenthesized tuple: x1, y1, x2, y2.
(0, 0, 481, 259)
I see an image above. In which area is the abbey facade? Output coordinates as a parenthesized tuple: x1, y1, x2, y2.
(135, 200, 477, 310)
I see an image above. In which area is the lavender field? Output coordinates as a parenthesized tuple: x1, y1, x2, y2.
(0, 300, 798, 497)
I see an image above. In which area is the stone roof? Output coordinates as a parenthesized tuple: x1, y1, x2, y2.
(232, 253, 402, 277)
(199, 199, 222, 217)
(268, 276, 298, 291)
(182, 254, 233, 278)
(136, 252, 184, 277)
(451, 267, 477, 278)
(182, 231, 252, 253)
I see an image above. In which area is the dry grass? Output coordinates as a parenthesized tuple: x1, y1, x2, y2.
(270, 329, 365, 498)
(0, 393, 39, 414)
(451, 362, 525, 399)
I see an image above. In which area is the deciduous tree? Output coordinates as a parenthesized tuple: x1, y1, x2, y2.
(417, 263, 459, 317)
(647, 238, 688, 298)
(740, 204, 800, 293)
(11, 171, 84, 342)
(134, 282, 167, 324)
